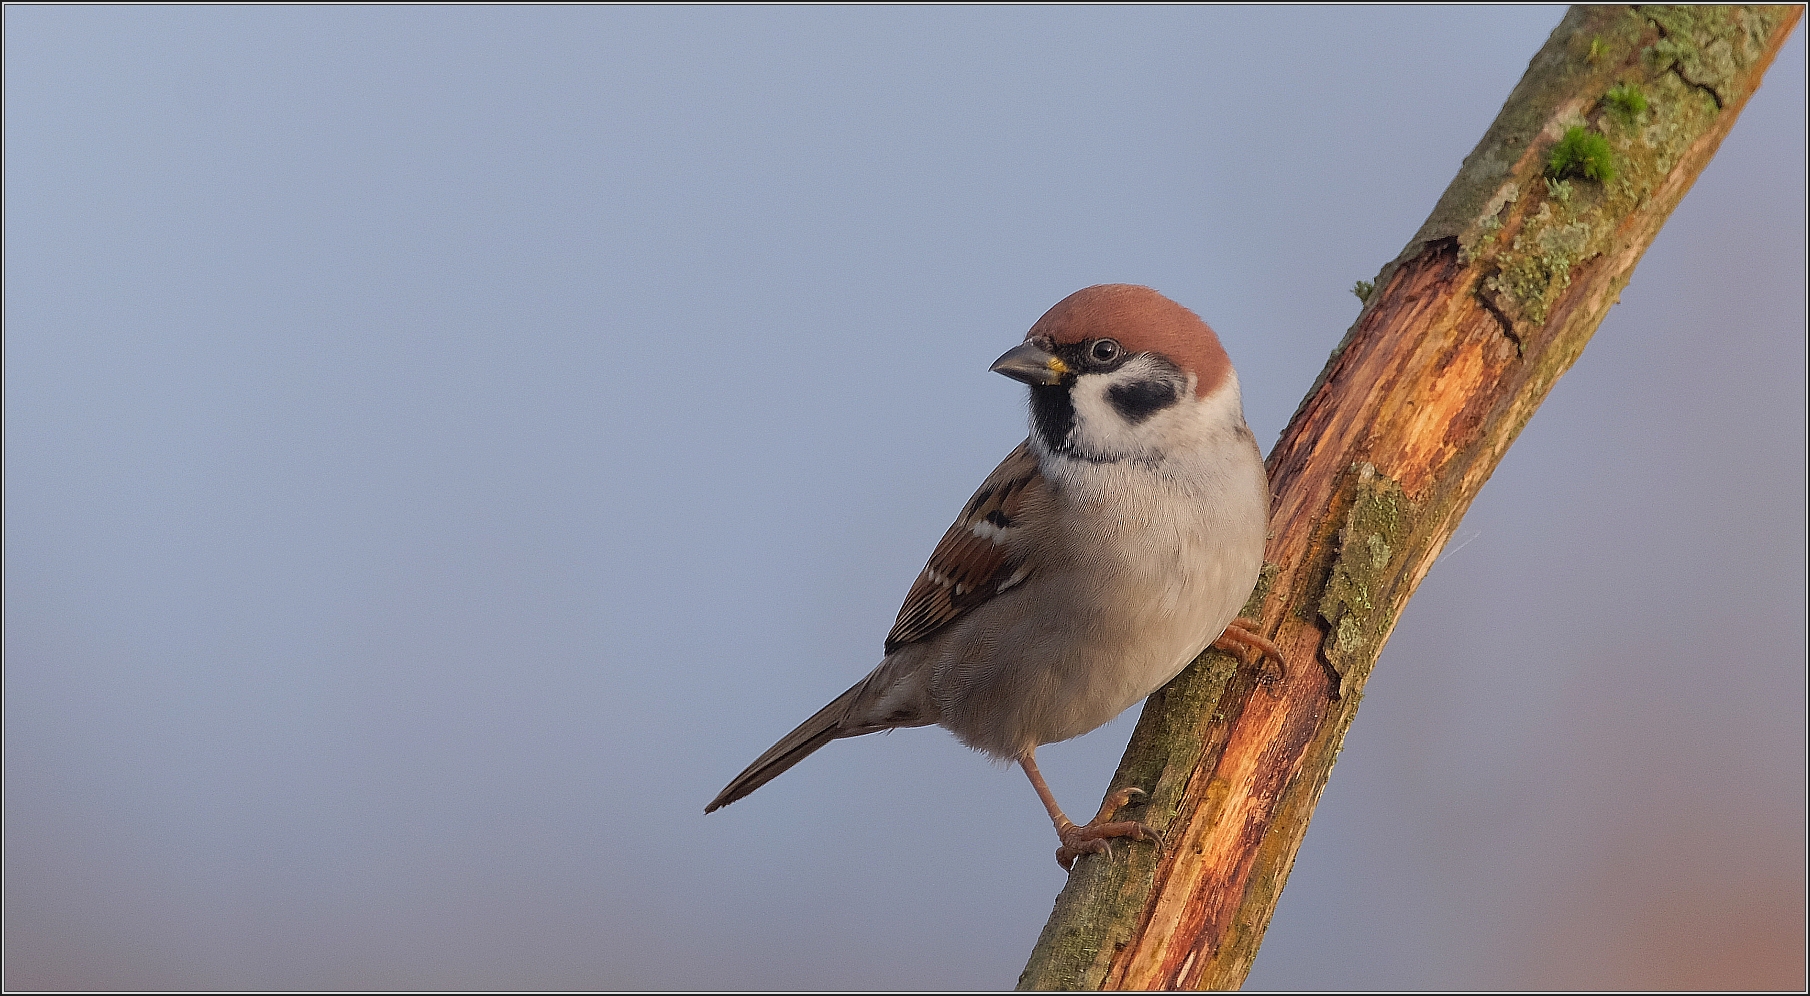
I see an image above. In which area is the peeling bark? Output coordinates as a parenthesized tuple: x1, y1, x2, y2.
(1018, 6, 1802, 990)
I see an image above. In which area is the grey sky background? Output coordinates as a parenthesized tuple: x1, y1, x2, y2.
(5, 6, 1803, 990)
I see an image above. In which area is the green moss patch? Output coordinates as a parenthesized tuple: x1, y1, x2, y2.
(1605, 82, 1649, 121)
(1548, 126, 1616, 183)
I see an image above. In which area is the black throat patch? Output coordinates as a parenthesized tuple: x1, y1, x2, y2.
(1029, 383, 1076, 456)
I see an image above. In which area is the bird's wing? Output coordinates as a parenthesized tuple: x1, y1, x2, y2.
(884, 440, 1046, 654)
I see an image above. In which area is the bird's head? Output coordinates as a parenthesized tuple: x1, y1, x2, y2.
(991, 284, 1243, 465)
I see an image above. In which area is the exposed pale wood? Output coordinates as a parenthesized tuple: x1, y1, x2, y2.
(1019, 6, 1802, 990)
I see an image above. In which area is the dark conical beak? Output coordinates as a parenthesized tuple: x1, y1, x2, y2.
(990, 340, 1069, 386)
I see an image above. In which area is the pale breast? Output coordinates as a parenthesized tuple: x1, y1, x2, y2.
(930, 447, 1268, 758)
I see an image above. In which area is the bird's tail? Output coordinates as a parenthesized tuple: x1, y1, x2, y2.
(704, 679, 867, 813)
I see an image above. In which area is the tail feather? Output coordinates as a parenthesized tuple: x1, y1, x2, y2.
(705, 680, 866, 813)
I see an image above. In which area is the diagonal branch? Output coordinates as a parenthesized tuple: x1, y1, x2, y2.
(1018, 6, 1803, 990)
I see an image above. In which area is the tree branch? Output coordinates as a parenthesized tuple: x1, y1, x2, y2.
(1018, 6, 1803, 990)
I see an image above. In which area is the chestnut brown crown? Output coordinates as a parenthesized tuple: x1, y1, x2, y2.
(1026, 284, 1230, 398)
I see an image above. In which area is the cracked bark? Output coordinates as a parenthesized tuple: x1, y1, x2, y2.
(1017, 6, 1802, 990)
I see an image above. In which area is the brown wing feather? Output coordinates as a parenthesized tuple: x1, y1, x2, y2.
(884, 440, 1044, 654)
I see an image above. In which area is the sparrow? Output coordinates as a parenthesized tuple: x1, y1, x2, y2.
(705, 284, 1284, 870)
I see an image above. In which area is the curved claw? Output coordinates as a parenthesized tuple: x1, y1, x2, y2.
(1055, 817, 1161, 872)
(1214, 620, 1293, 687)
(1094, 785, 1148, 824)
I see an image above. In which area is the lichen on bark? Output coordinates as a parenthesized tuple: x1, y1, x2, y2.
(1316, 464, 1413, 700)
(1643, 4, 1778, 106)
(1402, 6, 1786, 334)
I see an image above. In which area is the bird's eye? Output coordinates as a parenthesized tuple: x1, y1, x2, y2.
(1089, 339, 1122, 364)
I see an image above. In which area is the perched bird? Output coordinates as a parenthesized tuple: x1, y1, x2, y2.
(706, 284, 1284, 870)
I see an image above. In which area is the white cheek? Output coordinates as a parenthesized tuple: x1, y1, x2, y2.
(1064, 357, 1190, 461)
(1053, 358, 1247, 469)
(1068, 380, 1144, 456)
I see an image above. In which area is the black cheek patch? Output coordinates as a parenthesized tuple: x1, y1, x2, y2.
(1107, 379, 1180, 423)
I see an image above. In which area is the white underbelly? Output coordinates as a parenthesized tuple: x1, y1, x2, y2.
(933, 501, 1264, 756)
(1034, 543, 1254, 742)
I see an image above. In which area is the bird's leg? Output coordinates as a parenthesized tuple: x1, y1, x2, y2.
(1214, 617, 1288, 684)
(1019, 750, 1160, 872)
